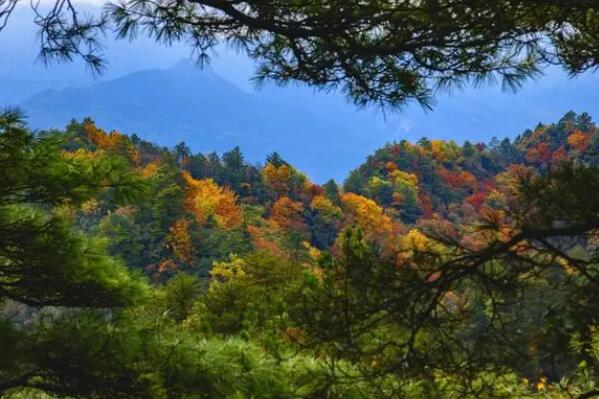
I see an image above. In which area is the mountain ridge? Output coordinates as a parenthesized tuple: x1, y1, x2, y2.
(19, 61, 392, 182)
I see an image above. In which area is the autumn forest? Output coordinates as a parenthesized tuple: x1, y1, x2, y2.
(2, 0, 599, 397)
(2, 108, 599, 398)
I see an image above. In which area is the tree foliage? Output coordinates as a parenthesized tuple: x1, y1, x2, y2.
(1, 1, 598, 108)
(4, 112, 599, 398)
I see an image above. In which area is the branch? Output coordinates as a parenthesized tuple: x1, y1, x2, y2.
(578, 389, 599, 399)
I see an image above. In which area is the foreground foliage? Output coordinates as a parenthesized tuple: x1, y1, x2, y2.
(1, 1, 598, 108)
(3, 110, 599, 398)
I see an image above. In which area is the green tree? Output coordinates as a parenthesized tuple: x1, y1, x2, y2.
(173, 141, 191, 167)
(0, 109, 149, 394)
(323, 179, 341, 205)
(343, 169, 366, 195)
(265, 151, 287, 168)
(221, 146, 245, 190)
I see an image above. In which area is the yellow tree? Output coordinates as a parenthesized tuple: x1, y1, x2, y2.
(182, 172, 242, 229)
(262, 163, 293, 195)
(340, 193, 396, 244)
(567, 129, 590, 152)
(310, 195, 342, 222)
(84, 121, 139, 163)
(165, 218, 194, 265)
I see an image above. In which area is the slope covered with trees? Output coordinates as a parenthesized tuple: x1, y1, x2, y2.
(3, 110, 599, 398)
(345, 111, 599, 222)
(2, 1, 599, 396)
(57, 111, 597, 277)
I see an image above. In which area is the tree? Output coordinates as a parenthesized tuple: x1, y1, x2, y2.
(365, 176, 394, 207)
(0, 110, 148, 307)
(291, 162, 599, 397)
(173, 141, 191, 167)
(270, 196, 305, 232)
(323, 179, 341, 206)
(343, 169, 366, 195)
(99, 211, 147, 270)
(418, 137, 432, 150)
(221, 146, 245, 190)
(462, 141, 476, 159)
(2, 1, 597, 109)
(196, 251, 306, 335)
(577, 112, 594, 132)
(340, 192, 394, 244)
(265, 151, 287, 168)
(309, 194, 342, 249)
(262, 162, 293, 196)
(182, 172, 243, 229)
(389, 169, 422, 223)
(0, 109, 149, 394)
(568, 130, 590, 152)
(164, 218, 194, 266)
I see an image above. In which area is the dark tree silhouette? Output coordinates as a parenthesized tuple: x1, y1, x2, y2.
(0, 0, 597, 108)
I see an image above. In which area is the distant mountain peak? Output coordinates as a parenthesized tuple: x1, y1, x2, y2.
(171, 58, 213, 73)
(18, 61, 388, 182)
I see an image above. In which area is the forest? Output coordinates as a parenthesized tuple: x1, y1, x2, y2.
(1, 0, 599, 396)
(3, 110, 599, 398)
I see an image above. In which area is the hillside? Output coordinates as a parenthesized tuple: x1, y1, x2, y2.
(45, 111, 596, 278)
(4, 110, 599, 398)
(344, 111, 599, 223)
(4, 0, 599, 395)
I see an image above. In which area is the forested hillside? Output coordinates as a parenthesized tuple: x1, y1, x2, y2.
(345, 111, 599, 223)
(2, 0, 599, 396)
(65, 111, 599, 279)
(3, 110, 599, 398)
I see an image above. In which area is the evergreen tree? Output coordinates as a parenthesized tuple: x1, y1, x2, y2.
(343, 169, 365, 195)
(0, 109, 149, 395)
(323, 179, 341, 205)
(221, 146, 245, 190)
(3, 1, 597, 108)
(266, 151, 287, 167)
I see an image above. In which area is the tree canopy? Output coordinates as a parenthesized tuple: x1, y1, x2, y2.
(1, 0, 599, 394)
(2, 112, 599, 397)
(0, 0, 598, 108)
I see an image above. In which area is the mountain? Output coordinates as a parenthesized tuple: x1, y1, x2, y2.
(19, 60, 393, 182)
(32, 110, 599, 272)
(15, 60, 599, 183)
(4, 4, 599, 183)
(344, 111, 599, 223)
